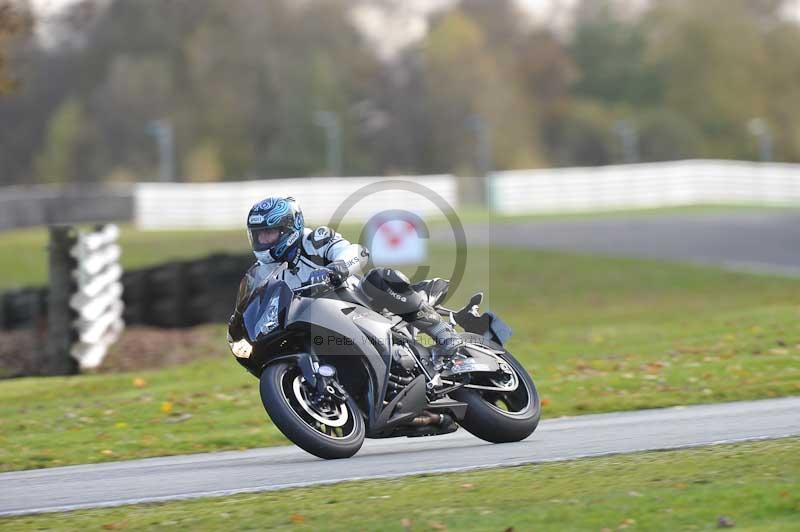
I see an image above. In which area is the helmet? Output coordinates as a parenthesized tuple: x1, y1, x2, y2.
(247, 196, 304, 264)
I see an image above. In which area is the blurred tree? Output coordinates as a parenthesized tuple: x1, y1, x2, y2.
(34, 98, 87, 183)
(759, 14, 800, 160)
(422, 8, 541, 174)
(363, 51, 435, 174)
(644, 0, 774, 159)
(544, 100, 616, 166)
(4, 0, 800, 186)
(571, 0, 663, 106)
(460, 0, 576, 168)
(518, 29, 579, 113)
(90, 54, 175, 179)
(179, 0, 379, 178)
(636, 108, 701, 162)
(0, 1, 31, 94)
(185, 139, 223, 182)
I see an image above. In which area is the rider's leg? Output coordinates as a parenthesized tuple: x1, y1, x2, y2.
(361, 268, 463, 364)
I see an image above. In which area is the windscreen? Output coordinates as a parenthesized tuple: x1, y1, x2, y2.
(235, 261, 287, 313)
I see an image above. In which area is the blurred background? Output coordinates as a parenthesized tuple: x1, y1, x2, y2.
(2, 0, 800, 187)
(1, 0, 799, 500)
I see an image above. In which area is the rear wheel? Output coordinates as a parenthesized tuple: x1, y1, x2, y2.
(450, 351, 540, 443)
(260, 361, 365, 459)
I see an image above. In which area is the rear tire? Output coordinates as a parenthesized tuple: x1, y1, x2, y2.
(260, 361, 365, 459)
(450, 351, 540, 443)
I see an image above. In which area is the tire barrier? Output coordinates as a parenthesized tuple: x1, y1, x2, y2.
(0, 288, 47, 330)
(2, 249, 254, 377)
(1, 253, 253, 333)
(122, 253, 252, 328)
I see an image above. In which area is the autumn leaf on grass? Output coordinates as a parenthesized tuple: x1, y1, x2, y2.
(165, 413, 193, 424)
(290, 513, 306, 524)
(160, 401, 173, 414)
(132, 378, 146, 388)
(101, 449, 114, 456)
(101, 522, 128, 530)
(540, 398, 551, 407)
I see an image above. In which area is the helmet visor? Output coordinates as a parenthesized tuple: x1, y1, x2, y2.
(248, 227, 285, 252)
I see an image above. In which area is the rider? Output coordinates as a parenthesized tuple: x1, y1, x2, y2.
(229, 195, 463, 365)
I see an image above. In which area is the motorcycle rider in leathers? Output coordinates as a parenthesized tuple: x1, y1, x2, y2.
(227, 196, 464, 366)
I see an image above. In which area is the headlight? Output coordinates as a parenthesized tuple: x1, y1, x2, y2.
(255, 294, 281, 336)
(229, 338, 253, 359)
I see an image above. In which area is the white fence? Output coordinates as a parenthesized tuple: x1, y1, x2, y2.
(135, 175, 458, 229)
(133, 161, 800, 227)
(490, 160, 800, 214)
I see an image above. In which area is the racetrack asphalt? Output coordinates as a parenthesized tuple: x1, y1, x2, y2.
(3, 209, 799, 518)
(437, 210, 800, 276)
(1, 396, 798, 517)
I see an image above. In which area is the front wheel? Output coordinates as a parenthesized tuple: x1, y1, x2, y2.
(260, 361, 365, 459)
(450, 351, 540, 443)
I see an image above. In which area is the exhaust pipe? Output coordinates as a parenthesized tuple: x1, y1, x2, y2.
(409, 411, 445, 426)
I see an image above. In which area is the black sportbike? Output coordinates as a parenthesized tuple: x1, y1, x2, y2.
(228, 263, 540, 459)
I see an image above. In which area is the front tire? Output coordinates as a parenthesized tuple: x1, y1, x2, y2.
(450, 351, 540, 443)
(260, 361, 365, 459)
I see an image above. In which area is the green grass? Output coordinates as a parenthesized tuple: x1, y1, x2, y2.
(0, 225, 250, 291)
(457, 202, 800, 225)
(2, 204, 796, 290)
(2, 438, 798, 531)
(1, 241, 799, 472)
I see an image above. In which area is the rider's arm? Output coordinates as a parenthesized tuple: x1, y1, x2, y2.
(327, 240, 369, 277)
(312, 226, 370, 277)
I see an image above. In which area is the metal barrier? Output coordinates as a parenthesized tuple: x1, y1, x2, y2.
(0, 185, 133, 232)
(134, 175, 458, 229)
(490, 160, 800, 214)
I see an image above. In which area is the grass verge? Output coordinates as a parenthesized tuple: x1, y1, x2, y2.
(1, 438, 798, 531)
(1, 243, 799, 471)
(0, 225, 249, 291)
(1, 204, 796, 290)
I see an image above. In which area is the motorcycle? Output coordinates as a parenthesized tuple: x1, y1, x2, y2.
(228, 262, 540, 459)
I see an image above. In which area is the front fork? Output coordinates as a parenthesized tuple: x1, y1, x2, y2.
(296, 352, 348, 403)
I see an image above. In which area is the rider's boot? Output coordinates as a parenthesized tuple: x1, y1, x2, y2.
(407, 303, 464, 369)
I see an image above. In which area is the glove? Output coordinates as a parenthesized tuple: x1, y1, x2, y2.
(326, 260, 350, 286)
(309, 261, 349, 286)
(308, 268, 332, 285)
